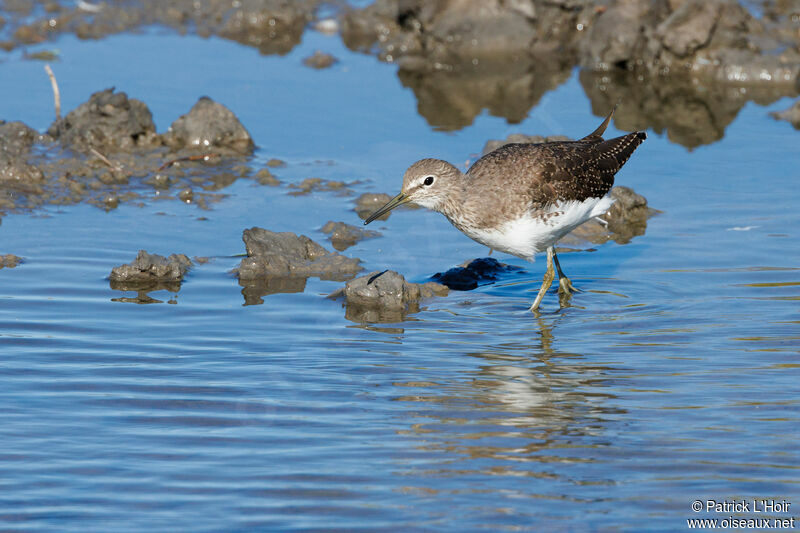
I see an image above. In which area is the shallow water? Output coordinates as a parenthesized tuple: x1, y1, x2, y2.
(1, 24, 799, 532)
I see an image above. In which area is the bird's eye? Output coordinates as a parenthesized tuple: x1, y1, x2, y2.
(423, 176, 434, 186)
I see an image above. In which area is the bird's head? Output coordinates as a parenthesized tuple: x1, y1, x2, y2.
(364, 158, 462, 224)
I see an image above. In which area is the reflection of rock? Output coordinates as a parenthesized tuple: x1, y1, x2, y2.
(330, 270, 448, 323)
(577, 0, 799, 148)
(238, 276, 308, 306)
(235, 228, 361, 304)
(0, 254, 23, 269)
(432, 258, 523, 291)
(771, 100, 800, 129)
(110, 250, 193, 283)
(163, 97, 254, 155)
(320, 221, 381, 251)
(342, 0, 581, 129)
(48, 88, 160, 151)
(397, 60, 572, 130)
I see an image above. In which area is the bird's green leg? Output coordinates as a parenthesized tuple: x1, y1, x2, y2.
(530, 246, 556, 312)
(553, 250, 580, 295)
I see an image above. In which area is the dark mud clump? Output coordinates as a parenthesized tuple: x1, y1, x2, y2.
(109, 250, 192, 303)
(0, 120, 44, 214)
(563, 186, 657, 248)
(0, 253, 23, 269)
(2, 89, 260, 214)
(354, 192, 392, 221)
(432, 257, 523, 291)
(320, 221, 381, 251)
(303, 50, 339, 69)
(110, 250, 192, 283)
(330, 269, 448, 323)
(235, 227, 362, 305)
(341, 0, 800, 145)
(0, 1, 319, 56)
(162, 97, 254, 155)
(770, 100, 800, 129)
(288, 177, 351, 196)
(48, 88, 160, 152)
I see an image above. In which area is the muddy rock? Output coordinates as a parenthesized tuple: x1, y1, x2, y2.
(0, 121, 45, 209)
(0, 254, 23, 269)
(288, 177, 350, 196)
(331, 269, 448, 322)
(562, 186, 656, 247)
(236, 227, 361, 281)
(254, 168, 281, 186)
(342, 0, 583, 130)
(354, 192, 393, 221)
(320, 221, 381, 251)
(770, 100, 800, 129)
(163, 97, 254, 155)
(216, 0, 317, 55)
(0, 120, 38, 157)
(432, 257, 523, 291)
(48, 88, 160, 151)
(580, 0, 800, 87)
(109, 250, 193, 284)
(303, 50, 338, 69)
(3, 1, 319, 57)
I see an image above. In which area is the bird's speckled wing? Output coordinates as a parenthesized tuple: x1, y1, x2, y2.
(464, 132, 645, 224)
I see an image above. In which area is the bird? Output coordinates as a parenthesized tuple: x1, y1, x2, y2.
(364, 107, 646, 311)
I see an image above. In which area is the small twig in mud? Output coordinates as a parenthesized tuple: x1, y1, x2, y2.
(90, 147, 123, 171)
(157, 153, 220, 171)
(44, 64, 61, 120)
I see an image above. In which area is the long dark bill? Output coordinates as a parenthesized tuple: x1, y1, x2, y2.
(363, 192, 409, 225)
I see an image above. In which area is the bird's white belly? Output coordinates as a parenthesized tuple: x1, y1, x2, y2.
(462, 196, 614, 261)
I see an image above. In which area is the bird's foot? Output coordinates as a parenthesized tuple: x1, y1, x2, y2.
(558, 276, 580, 295)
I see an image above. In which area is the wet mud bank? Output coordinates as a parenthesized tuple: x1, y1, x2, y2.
(1, 88, 258, 216)
(341, 0, 800, 146)
(3, 1, 796, 150)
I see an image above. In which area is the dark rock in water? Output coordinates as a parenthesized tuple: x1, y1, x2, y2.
(109, 250, 192, 302)
(603, 186, 653, 244)
(236, 227, 362, 281)
(770, 100, 800, 129)
(563, 186, 656, 247)
(163, 97, 254, 155)
(354, 192, 392, 221)
(110, 250, 192, 284)
(0, 254, 23, 269)
(330, 270, 448, 323)
(288, 177, 351, 196)
(320, 221, 381, 251)
(303, 50, 338, 69)
(0, 121, 38, 157)
(432, 257, 522, 291)
(48, 88, 160, 151)
(0, 121, 44, 200)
